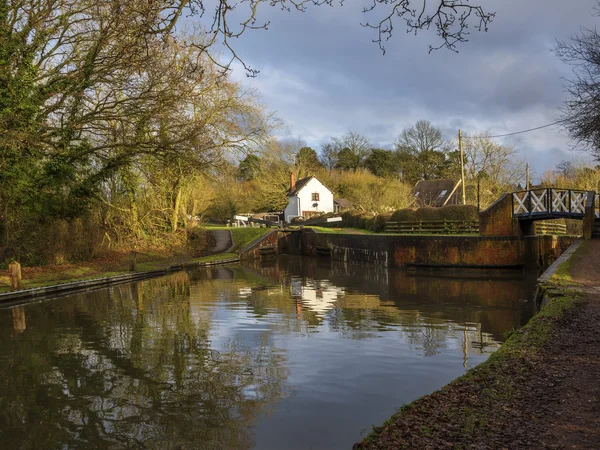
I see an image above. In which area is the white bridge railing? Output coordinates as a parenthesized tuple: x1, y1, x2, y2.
(512, 188, 589, 218)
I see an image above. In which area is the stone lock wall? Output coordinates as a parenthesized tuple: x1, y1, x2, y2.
(300, 230, 579, 270)
(302, 231, 525, 268)
(239, 230, 279, 261)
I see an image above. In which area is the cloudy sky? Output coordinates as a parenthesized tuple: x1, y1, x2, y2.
(219, 0, 599, 178)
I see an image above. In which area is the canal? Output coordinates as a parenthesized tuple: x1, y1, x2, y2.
(0, 256, 538, 449)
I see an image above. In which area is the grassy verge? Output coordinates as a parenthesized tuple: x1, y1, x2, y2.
(0, 250, 241, 294)
(1, 226, 268, 293)
(304, 226, 369, 234)
(205, 226, 273, 251)
(356, 250, 583, 449)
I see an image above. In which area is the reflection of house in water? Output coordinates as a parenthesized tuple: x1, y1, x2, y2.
(239, 284, 284, 299)
(290, 277, 345, 316)
(239, 287, 253, 298)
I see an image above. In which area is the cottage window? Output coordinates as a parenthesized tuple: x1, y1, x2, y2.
(311, 193, 320, 201)
(438, 190, 448, 198)
(414, 191, 420, 197)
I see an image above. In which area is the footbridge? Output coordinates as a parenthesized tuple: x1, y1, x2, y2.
(511, 188, 600, 238)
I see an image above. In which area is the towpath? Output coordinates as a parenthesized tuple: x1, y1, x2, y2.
(210, 229, 233, 253)
(355, 240, 600, 449)
(535, 240, 600, 448)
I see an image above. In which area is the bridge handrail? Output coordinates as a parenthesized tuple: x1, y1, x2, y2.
(512, 188, 591, 218)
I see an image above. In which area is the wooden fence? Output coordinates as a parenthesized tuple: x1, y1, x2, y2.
(384, 220, 567, 235)
(384, 220, 479, 234)
(534, 221, 567, 235)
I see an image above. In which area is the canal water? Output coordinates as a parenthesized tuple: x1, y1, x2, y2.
(0, 256, 538, 449)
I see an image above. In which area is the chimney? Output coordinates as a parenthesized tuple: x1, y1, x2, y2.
(290, 172, 296, 191)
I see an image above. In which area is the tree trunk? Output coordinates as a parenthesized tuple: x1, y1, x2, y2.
(171, 185, 182, 232)
(122, 170, 140, 240)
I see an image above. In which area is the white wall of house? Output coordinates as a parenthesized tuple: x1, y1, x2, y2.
(284, 177, 334, 222)
(284, 196, 300, 222)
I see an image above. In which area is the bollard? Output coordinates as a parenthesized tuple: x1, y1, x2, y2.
(129, 251, 137, 272)
(8, 261, 22, 290)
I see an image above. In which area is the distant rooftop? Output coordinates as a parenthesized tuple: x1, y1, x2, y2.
(411, 179, 461, 207)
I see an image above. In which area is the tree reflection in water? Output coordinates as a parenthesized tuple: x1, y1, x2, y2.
(0, 258, 537, 450)
(0, 272, 290, 449)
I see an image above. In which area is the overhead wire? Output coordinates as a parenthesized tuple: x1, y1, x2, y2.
(462, 119, 567, 139)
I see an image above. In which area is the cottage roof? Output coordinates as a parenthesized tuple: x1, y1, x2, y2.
(288, 176, 312, 196)
(411, 179, 461, 207)
(288, 176, 333, 196)
(333, 198, 353, 208)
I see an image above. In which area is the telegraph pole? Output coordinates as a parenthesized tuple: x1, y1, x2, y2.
(526, 162, 530, 190)
(458, 129, 466, 205)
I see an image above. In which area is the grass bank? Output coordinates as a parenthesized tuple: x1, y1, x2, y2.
(0, 251, 240, 294)
(1, 226, 271, 293)
(205, 226, 272, 251)
(355, 246, 583, 449)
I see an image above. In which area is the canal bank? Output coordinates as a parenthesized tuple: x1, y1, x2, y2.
(354, 239, 600, 450)
(0, 254, 240, 306)
(241, 228, 579, 271)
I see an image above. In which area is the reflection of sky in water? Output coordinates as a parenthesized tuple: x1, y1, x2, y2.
(0, 257, 537, 450)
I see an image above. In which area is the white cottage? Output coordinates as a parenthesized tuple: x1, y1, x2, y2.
(284, 173, 334, 222)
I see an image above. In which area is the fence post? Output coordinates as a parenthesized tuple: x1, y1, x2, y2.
(583, 191, 596, 240)
(9, 261, 22, 290)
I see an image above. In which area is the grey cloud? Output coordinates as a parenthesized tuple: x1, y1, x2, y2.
(228, 0, 600, 171)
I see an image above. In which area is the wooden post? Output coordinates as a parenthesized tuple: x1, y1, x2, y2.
(129, 251, 137, 272)
(526, 163, 530, 190)
(8, 261, 22, 290)
(459, 129, 466, 205)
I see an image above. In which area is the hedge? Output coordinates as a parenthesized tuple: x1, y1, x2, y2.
(312, 205, 479, 233)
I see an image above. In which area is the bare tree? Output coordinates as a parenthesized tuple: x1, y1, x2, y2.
(196, 0, 494, 74)
(394, 120, 450, 182)
(320, 142, 338, 173)
(556, 2, 600, 158)
(318, 132, 371, 172)
(462, 133, 523, 186)
(461, 133, 524, 208)
(556, 160, 575, 178)
(396, 120, 447, 153)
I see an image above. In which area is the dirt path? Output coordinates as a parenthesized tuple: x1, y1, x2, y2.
(355, 240, 600, 450)
(209, 229, 233, 253)
(534, 240, 600, 448)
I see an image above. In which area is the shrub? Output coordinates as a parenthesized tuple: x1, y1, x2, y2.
(372, 213, 392, 232)
(187, 227, 213, 257)
(392, 205, 478, 223)
(391, 209, 417, 222)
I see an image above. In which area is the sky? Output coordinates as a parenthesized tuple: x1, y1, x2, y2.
(215, 0, 599, 179)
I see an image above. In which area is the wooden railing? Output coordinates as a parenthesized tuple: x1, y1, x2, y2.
(534, 221, 567, 235)
(384, 220, 479, 234)
(512, 188, 589, 218)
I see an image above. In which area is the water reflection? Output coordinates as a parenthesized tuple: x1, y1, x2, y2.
(0, 256, 538, 450)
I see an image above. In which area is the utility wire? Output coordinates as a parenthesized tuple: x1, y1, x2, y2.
(462, 119, 567, 139)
